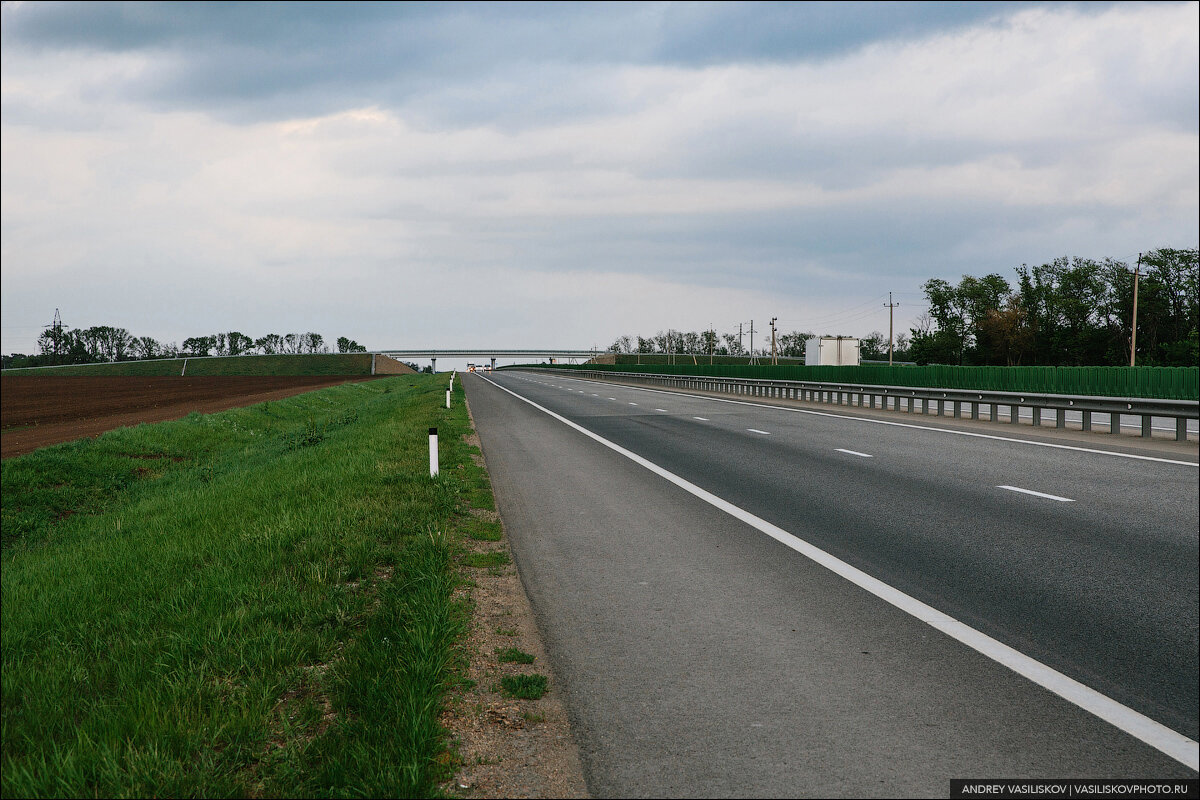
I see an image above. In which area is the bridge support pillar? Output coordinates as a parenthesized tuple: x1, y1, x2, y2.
(491, 357, 496, 371)
(431, 357, 437, 373)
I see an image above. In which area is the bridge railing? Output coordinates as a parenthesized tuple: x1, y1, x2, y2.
(519, 367, 1199, 442)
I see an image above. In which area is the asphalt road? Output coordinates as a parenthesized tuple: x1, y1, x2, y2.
(463, 370, 1199, 797)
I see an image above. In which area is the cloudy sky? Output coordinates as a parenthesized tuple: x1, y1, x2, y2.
(2, 1, 1197, 360)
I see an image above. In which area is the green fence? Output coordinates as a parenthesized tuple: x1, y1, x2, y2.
(527, 363, 1199, 401)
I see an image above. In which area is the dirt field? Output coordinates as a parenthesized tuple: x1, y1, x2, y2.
(1, 375, 383, 459)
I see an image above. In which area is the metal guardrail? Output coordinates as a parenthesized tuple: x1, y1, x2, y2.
(524, 368, 1199, 442)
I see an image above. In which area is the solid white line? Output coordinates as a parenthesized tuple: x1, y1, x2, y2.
(747, 428, 771, 435)
(836, 449, 874, 458)
(478, 373, 1199, 770)
(693, 416, 709, 421)
(999, 485, 1075, 502)
(554, 376, 1197, 468)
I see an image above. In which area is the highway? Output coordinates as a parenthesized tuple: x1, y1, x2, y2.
(463, 370, 1199, 797)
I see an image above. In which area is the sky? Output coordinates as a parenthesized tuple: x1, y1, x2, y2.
(2, 1, 1197, 366)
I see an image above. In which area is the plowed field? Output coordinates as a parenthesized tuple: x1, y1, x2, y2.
(1, 375, 382, 459)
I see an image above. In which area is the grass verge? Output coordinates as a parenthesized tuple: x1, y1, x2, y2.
(2, 373, 483, 797)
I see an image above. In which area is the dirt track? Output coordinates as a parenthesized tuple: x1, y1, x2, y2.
(1, 376, 381, 459)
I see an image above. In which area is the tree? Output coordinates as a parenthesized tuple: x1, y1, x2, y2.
(777, 331, 811, 358)
(301, 332, 325, 354)
(1136, 248, 1199, 365)
(907, 313, 959, 365)
(133, 336, 160, 360)
(337, 336, 367, 353)
(859, 331, 887, 360)
(977, 304, 1034, 366)
(227, 332, 253, 356)
(256, 334, 284, 354)
(182, 335, 215, 357)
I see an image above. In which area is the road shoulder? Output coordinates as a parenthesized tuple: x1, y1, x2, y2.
(439, 391, 589, 799)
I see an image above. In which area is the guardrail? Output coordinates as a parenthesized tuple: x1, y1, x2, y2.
(523, 368, 1199, 442)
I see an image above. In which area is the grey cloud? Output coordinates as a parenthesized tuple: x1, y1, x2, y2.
(2, 1, 1071, 124)
(652, 1, 1046, 65)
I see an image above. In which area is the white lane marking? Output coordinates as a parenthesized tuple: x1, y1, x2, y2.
(998, 485, 1075, 502)
(592, 393, 599, 396)
(628, 402, 639, 406)
(747, 428, 771, 435)
(655, 408, 669, 413)
(836, 449, 874, 458)
(552, 376, 1197, 468)
(478, 373, 1199, 770)
(693, 416, 709, 421)
(608, 397, 617, 401)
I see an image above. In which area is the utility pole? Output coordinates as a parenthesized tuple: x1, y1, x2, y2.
(710, 324, 715, 364)
(749, 320, 756, 365)
(884, 293, 899, 365)
(738, 322, 744, 357)
(770, 317, 778, 365)
(43, 309, 66, 364)
(1130, 253, 1141, 367)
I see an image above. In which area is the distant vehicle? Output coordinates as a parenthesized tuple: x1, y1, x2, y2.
(468, 364, 477, 372)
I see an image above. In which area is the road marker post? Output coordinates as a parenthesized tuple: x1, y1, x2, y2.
(429, 427, 439, 477)
(446, 389, 451, 409)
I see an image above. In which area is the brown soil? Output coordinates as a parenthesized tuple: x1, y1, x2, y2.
(374, 354, 417, 374)
(0, 375, 382, 459)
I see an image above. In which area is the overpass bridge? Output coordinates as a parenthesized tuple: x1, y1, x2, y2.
(373, 349, 599, 372)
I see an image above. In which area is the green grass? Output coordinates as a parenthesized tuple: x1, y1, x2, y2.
(462, 551, 510, 569)
(2, 353, 374, 377)
(498, 675, 548, 700)
(460, 517, 503, 542)
(1, 374, 483, 797)
(495, 648, 535, 665)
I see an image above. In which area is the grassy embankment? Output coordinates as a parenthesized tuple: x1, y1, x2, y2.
(1, 374, 492, 797)
(1, 354, 378, 377)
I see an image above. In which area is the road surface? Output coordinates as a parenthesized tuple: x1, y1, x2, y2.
(463, 370, 1198, 798)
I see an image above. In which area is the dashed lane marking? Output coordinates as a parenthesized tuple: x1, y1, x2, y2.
(998, 485, 1075, 502)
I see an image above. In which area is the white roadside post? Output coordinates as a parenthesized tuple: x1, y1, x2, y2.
(429, 427, 439, 477)
(446, 389, 451, 409)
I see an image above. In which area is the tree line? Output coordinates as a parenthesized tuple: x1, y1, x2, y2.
(907, 248, 1197, 366)
(604, 248, 1197, 367)
(3, 323, 369, 369)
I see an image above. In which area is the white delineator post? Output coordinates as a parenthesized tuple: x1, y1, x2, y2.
(429, 427, 439, 477)
(446, 389, 451, 409)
